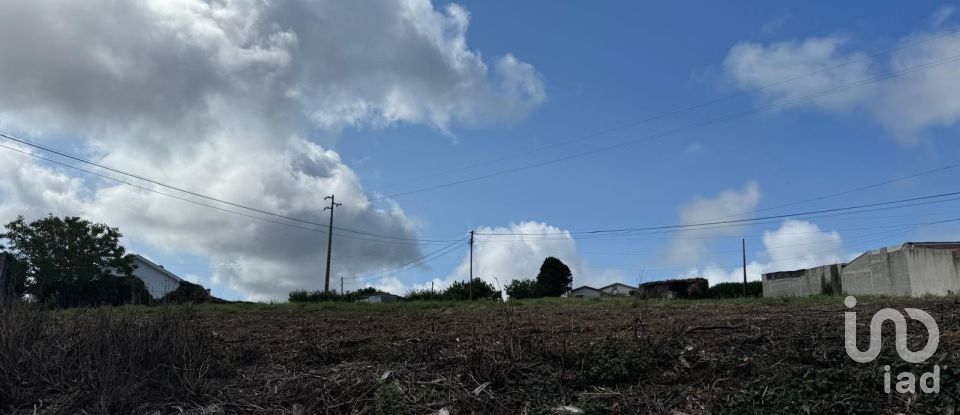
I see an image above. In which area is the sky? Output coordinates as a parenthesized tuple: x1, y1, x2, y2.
(0, 0, 959, 300)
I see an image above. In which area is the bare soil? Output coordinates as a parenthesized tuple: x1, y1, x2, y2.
(192, 297, 960, 414)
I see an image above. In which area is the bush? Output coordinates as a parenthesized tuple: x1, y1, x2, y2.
(289, 287, 381, 303)
(405, 289, 444, 301)
(162, 280, 218, 304)
(709, 281, 762, 298)
(443, 279, 502, 301)
(505, 278, 541, 300)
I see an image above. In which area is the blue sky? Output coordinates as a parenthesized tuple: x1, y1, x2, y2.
(0, 1, 958, 300)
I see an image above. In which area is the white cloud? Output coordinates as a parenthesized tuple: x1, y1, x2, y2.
(761, 219, 843, 270)
(448, 221, 583, 293)
(0, 0, 545, 300)
(380, 221, 625, 298)
(723, 36, 874, 111)
(721, 11, 960, 143)
(685, 219, 845, 285)
(666, 182, 761, 263)
(760, 13, 791, 34)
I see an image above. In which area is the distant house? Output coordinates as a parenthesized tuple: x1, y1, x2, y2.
(635, 278, 708, 299)
(357, 292, 399, 304)
(599, 283, 635, 296)
(129, 254, 185, 299)
(566, 286, 607, 299)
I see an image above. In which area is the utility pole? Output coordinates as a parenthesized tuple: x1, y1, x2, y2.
(469, 230, 474, 300)
(340, 276, 344, 295)
(742, 238, 747, 297)
(323, 195, 341, 292)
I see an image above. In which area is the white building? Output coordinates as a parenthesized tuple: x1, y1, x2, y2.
(357, 292, 399, 304)
(599, 283, 635, 296)
(129, 254, 184, 299)
(566, 286, 607, 299)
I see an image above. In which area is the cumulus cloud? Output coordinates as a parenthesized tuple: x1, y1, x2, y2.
(447, 222, 583, 294)
(687, 219, 845, 285)
(721, 11, 960, 143)
(0, 0, 545, 300)
(665, 182, 760, 263)
(380, 221, 623, 298)
(723, 36, 874, 110)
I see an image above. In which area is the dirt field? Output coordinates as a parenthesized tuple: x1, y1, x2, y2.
(3, 297, 960, 414)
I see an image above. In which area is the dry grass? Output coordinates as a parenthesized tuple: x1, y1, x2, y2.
(0, 303, 221, 414)
(1, 296, 959, 413)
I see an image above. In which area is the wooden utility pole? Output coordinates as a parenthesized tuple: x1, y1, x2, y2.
(469, 230, 474, 300)
(742, 238, 747, 297)
(340, 276, 344, 295)
(323, 195, 342, 293)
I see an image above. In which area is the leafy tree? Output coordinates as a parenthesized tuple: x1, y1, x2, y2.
(0, 215, 135, 307)
(505, 278, 541, 300)
(536, 257, 572, 297)
(443, 278, 501, 301)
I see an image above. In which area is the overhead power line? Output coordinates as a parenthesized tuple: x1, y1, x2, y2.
(0, 134, 455, 243)
(474, 190, 960, 236)
(378, 51, 960, 200)
(370, 27, 960, 192)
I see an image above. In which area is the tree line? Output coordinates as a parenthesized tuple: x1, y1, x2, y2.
(289, 256, 576, 302)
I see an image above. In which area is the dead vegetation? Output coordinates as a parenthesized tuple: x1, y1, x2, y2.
(1, 297, 959, 414)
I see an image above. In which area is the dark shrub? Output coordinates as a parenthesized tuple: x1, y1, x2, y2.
(289, 286, 381, 303)
(162, 280, 216, 304)
(443, 279, 501, 301)
(405, 289, 444, 301)
(709, 281, 762, 298)
(505, 278, 541, 300)
(536, 257, 573, 297)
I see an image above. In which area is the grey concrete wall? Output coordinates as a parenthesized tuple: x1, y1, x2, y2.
(763, 271, 820, 297)
(762, 265, 841, 298)
(906, 246, 960, 296)
(842, 247, 912, 296)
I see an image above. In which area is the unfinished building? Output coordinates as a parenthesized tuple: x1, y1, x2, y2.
(762, 264, 843, 298)
(635, 277, 708, 299)
(762, 242, 960, 298)
(842, 242, 960, 297)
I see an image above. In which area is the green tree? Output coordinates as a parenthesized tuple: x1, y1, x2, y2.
(443, 278, 501, 301)
(0, 215, 135, 307)
(505, 278, 541, 300)
(536, 257, 572, 297)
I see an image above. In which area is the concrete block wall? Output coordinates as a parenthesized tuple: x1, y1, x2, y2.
(762, 264, 842, 297)
(842, 247, 913, 296)
(763, 270, 821, 297)
(906, 246, 960, 296)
